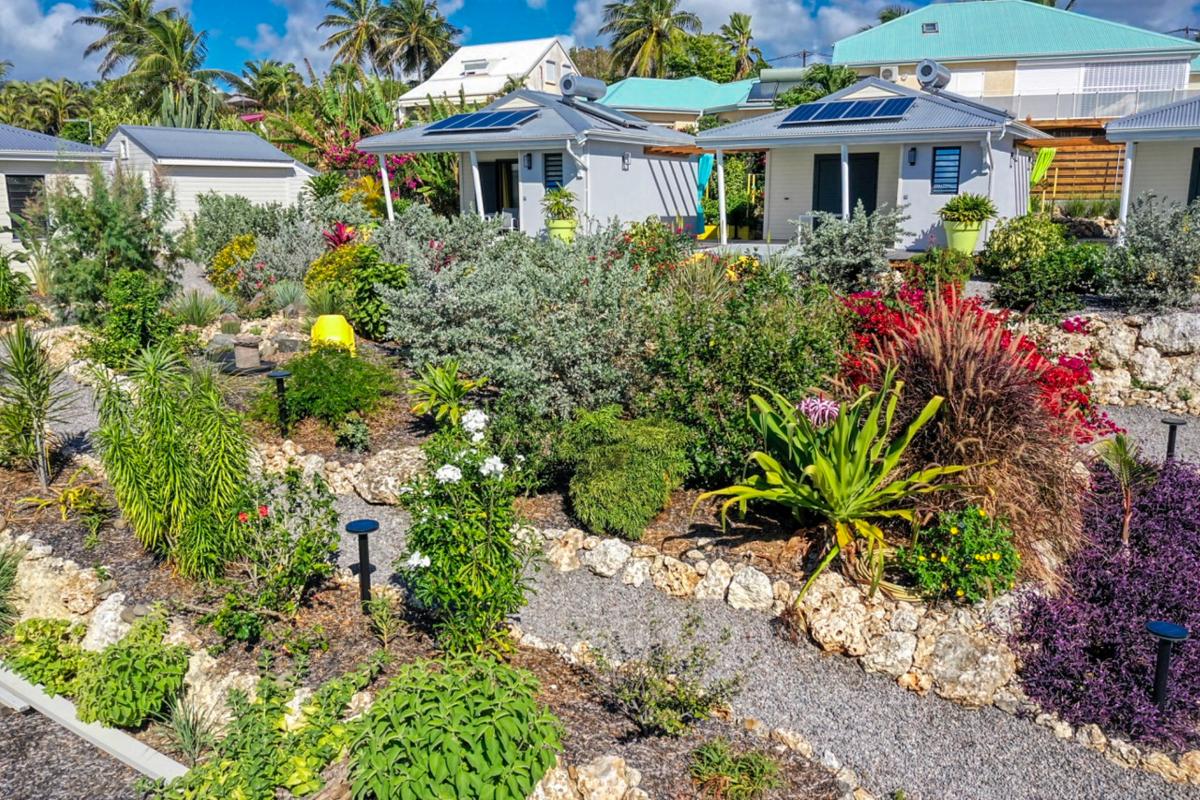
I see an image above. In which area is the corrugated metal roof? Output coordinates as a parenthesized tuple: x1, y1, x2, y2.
(359, 90, 697, 153)
(600, 76, 756, 113)
(112, 125, 295, 163)
(0, 124, 109, 157)
(1108, 93, 1200, 137)
(833, 1, 1200, 65)
(697, 79, 1043, 147)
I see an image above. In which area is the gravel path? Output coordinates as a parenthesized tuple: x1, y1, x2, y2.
(517, 568, 1200, 800)
(54, 374, 99, 457)
(332, 493, 410, 587)
(1102, 404, 1200, 464)
(0, 707, 138, 800)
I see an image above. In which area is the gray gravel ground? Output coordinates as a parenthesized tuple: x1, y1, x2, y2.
(1102, 404, 1200, 464)
(0, 707, 138, 800)
(517, 567, 1200, 800)
(54, 374, 99, 456)
(332, 493, 410, 587)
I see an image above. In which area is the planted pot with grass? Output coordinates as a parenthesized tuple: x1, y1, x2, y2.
(542, 186, 578, 243)
(939, 193, 997, 253)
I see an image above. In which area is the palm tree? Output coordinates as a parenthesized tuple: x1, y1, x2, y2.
(718, 12, 762, 80)
(75, 0, 172, 78)
(0, 61, 11, 84)
(601, 0, 701, 78)
(229, 59, 303, 111)
(1023, 0, 1078, 7)
(126, 14, 222, 103)
(774, 64, 861, 108)
(33, 79, 91, 134)
(382, 0, 459, 82)
(319, 0, 388, 74)
(877, 5, 912, 24)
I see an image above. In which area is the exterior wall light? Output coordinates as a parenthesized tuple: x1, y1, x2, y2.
(907, 147, 918, 166)
(524, 153, 533, 170)
(622, 152, 632, 171)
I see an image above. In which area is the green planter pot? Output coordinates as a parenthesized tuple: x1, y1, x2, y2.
(943, 220, 984, 253)
(547, 219, 577, 243)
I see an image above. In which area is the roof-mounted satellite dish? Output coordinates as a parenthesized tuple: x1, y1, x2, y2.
(916, 59, 952, 91)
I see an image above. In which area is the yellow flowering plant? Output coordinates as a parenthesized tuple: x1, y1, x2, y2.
(896, 506, 1020, 604)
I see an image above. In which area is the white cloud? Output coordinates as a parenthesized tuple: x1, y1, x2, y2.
(235, 0, 333, 74)
(526, 0, 547, 8)
(0, 0, 103, 81)
(441, 0, 465, 15)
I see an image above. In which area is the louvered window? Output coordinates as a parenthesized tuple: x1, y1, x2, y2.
(5, 175, 44, 239)
(931, 147, 961, 195)
(543, 153, 564, 188)
(1083, 61, 1186, 92)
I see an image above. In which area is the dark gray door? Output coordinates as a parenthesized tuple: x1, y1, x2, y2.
(812, 153, 879, 217)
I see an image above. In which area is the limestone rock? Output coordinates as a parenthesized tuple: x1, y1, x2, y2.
(1106, 738, 1141, 769)
(1129, 347, 1174, 387)
(353, 446, 427, 504)
(1095, 321, 1139, 368)
(797, 572, 877, 657)
(770, 728, 814, 758)
(1142, 751, 1189, 783)
(81, 592, 131, 652)
(651, 557, 700, 597)
(897, 670, 932, 695)
(184, 650, 257, 729)
(621, 558, 652, 587)
(693, 558, 733, 600)
(1139, 312, 1200, 356)
(529, 761, 581, 800)
(726, 566, 774, 612)
(15, 558, 102, 622)
(1074, 723, 1107, 751)
(889, 603, 922, 633)
(623, 790, 650, 800)
(575, 755, 640, 800)
(928, 631, 1016, 707)
(861, 631, 917, 678)
(546, 529, 586, 572)
(1178, 750, 1200, 784)
(582, 539, 632, 578)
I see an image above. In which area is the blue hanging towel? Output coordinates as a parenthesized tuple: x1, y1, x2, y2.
(696, 153, 714, 232)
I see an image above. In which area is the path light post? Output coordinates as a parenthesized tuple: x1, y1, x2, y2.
(1161, 416, 1186, 462)
(346, 519, 379, 613)
(267, 369, 291, 436)
(1145, 620, 1189, 712)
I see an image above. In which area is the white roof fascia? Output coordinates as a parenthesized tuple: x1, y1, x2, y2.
(1107, 127, 1200, 142)
(0, 150, 113, 162)
(701, 127, 1005, 150)
(154, 158, 296, 168)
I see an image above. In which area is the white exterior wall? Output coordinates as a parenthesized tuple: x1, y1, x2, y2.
(526, 41, 576, 93)
(584, 141, 698, 231)
(763, 145, 900, 242)
(899, 140, 990, 249)
(0, 159, 96, 253)
(1127, 140, 1196, 206)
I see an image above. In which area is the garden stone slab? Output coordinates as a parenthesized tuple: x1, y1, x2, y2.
(353, 447, 426, 505)
(927, 631, 1016, 707)
(1139, 313, 1200, 356)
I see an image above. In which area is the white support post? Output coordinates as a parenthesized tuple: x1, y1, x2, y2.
(1118, 141, 1136, 243)
(840, 144, 851, 221)
(379, 160, 394, 222)
(716, 149, 727, 246)
(469, 150, 485, 219)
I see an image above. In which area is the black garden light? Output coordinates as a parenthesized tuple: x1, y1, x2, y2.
(267, 369, 291, 436)
(1161, 416, 1187, 462)
(346, 518, 379, 612)
(1145, 620, 1189, 712)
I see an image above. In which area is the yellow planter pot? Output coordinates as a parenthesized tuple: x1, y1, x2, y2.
(311, 314, 356, 355)
(697, 224, 718, 241)
(547, 219, 577, 243)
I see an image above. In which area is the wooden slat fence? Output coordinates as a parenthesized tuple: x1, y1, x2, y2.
(1024, 137, 1124, 202)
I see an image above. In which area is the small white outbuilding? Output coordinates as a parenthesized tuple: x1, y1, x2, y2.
(104, 125, 316, 228)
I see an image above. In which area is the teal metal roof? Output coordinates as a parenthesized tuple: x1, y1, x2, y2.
(833, 1, 1200, 66)
(599, 76, 756, 114)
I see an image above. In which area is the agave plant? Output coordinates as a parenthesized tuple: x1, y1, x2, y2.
(407, 358, 487, 426)
(701, 367, 966, 597)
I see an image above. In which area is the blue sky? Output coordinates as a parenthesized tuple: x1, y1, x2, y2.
(4, 0, 1200, 81)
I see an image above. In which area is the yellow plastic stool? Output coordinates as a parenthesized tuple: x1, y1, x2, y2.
(310, 314, 356, 355)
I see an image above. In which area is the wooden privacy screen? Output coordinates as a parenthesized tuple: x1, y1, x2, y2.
(1024, 136, 1125, 201)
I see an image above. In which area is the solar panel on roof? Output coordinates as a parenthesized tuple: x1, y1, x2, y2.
(813, 101, 855, 121)
(425, 109, 538, 134)
(779, 95, 916, 127)
(877, 97, 916, 117)
(781, 104, 821, 124)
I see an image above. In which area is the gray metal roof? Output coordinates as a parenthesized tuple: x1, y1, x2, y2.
(358, 90, 697, 154)
(697, 78, 1045, 149)
(1107, 94, 1200, 140)
(110, 125, 295, 163)
(0, 124, 111, 159)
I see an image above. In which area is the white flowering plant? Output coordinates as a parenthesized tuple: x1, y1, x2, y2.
(395, 425, 534, 651)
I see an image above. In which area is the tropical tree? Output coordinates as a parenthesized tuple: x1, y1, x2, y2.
(126, 14, 223, 103)
(382, 0, 460, 82)
(319, 0, 388, 75)
(718, 12, 762, 80)
(33, 79, 91, 135)
(1023, 0, 1077, 7)
(774, 64, 861, 108)
(877, 5, 912, 24)
(601, 0, 701, 78)
(228, 59, 304, 111)
(568, 46, 616, 82)
(75, 0, 172, 78)
(0, 61, 11, 84)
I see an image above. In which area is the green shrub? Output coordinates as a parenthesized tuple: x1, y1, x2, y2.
(208, 233, 257, 297)
(0, 542, 20, 634)
(1103, 194, 1200, 310)
(350, 656, 561, 800)
(784, 201, 908, 292)
(398, 426, 531, 651)
(256, 346, 394, 429)
(148, 658, 383, 800)
(895, 506, 1020, 604)
(0, 252, 31, 316)
(192, 192, 297, 265)
(603, 623, 741, 736)
(902, 247, 974, 291)
(84, 269, 181, 368)
(335, 412, 371, 453)
(622, 216, 695, 280)
(0, 321, 71, 490)
(689, 739, 783, 800)
(76, 610, 188, 728)
(407, 358, 487, 427)
(305, 244, 407, 340)
(170, 289, 230, 328)
(1, 618, 88, 696)
(556, 406, 691, 540)
(44, 164, 179, 321)
(94, 346, 248, 579)
(992, 242, 1106, 320)
(635, 263, 847, 485)
(980, 213, 1066, 276)
(939, 193, 997, 224)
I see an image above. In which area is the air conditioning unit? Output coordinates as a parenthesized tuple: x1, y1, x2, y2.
(879, 65, 901, 83)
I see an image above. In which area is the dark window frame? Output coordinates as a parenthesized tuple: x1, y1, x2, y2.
(931, 146, 961, 195)
(4, 174, 45, 242)
(543, 153, 564, 189)
(1188, 148, 1200, 205)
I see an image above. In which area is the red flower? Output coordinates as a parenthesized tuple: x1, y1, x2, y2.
(258, 505, 269, 518)
(238, 511, 250, 524)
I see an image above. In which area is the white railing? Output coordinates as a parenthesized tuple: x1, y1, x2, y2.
(974, 89, 1200, 121)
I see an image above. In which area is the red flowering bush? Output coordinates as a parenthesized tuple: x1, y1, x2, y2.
(617, 216, 694, 283)
(1017, 463, 1200, 747)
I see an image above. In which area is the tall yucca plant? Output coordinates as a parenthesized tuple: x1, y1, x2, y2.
(93, 344, 248, 579)
(701, 367, 966, 597)
(0, 321, 71, 490)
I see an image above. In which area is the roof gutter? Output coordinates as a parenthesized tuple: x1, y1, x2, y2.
(835, 48, 1200, 68)
(1107, 127, 1200, 142)
(0, 151, 112, 162)
(698, 125, 1010, 150)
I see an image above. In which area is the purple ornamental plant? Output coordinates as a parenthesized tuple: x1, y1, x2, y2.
(799, 396, 839, 428)
(1015, 463, 1200, 748)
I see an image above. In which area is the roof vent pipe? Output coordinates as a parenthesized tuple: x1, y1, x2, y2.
(561, 75, 607, 102)
(916, 60, 952, 91)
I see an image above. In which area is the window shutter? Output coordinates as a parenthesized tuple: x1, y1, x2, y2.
(931, 147, 961, 195)
(543, 153, 564, 188)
